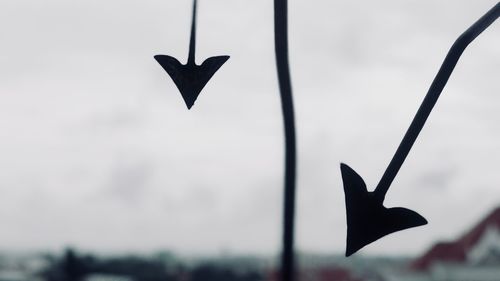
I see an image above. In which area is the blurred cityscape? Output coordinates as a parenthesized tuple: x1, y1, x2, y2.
(1, 206, 499, 281)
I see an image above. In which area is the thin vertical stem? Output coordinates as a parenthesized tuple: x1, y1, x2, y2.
(274, 1, 297, 281)
(188, 0, 197, 65)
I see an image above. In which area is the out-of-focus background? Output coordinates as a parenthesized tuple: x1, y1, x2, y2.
(0, 0, 499, 280)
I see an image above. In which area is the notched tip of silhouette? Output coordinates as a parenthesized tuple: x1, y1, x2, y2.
(154, 54, 229, 109)
(341, 164, 427, 257)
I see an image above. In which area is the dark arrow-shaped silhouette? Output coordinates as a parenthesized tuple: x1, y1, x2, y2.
(154, 0, 229, 109)
(341, 2, 499, 257)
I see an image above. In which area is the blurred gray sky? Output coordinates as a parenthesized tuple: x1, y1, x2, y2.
(0, 0, 499, 256)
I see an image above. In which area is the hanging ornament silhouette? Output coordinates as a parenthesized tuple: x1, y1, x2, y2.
(341, 2, 499, 257)
(154, 0, 229, 109)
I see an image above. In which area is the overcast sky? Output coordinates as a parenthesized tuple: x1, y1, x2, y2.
(0, 0, 499, 257)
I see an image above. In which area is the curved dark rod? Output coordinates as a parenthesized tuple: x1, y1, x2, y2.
(274, 1, 297, 281)
(375, 2, 500, 202)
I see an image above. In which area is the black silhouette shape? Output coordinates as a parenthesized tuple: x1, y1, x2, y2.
(274, 1, 297, 281)
(341, 164, 427, 257)
(342, 2, 499, 257)
(154, 0, 229, 109)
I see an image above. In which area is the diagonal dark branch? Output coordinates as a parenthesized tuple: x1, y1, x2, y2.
(374, 3, 500, 202)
